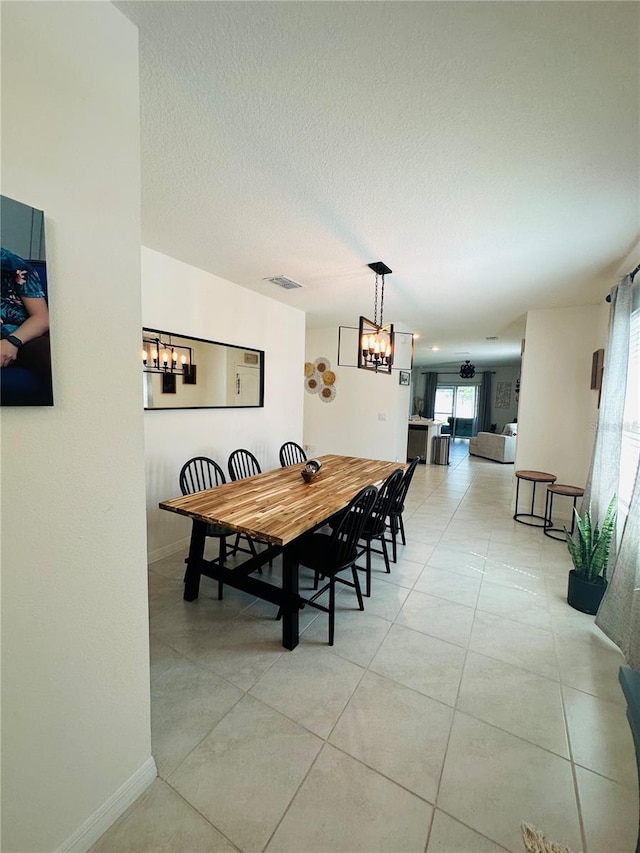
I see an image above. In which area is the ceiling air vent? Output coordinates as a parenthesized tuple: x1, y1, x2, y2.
(264, 275, 304, 290)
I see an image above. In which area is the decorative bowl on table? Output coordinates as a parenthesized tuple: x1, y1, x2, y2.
(301, 459, 322, 483)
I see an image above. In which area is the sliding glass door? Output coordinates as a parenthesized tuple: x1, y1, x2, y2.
(434, 387, 454, 424)
(435, 385, 478, 437)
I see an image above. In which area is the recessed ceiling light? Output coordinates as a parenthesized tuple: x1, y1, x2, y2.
(413, 333, 420, 339)
(431, 346, 440, 351)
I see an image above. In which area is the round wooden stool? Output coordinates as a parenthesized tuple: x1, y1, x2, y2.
(514, 470, 557, 528)
(544, 484, 585, 541)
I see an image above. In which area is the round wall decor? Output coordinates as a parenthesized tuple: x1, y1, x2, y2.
(305, 356, 337, 402)
(319, 385, 336, 403)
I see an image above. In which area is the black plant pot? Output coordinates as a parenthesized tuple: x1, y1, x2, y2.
(567, 569, 607, 615)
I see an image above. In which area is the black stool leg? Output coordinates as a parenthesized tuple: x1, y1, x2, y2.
(513, 477, 522, 520)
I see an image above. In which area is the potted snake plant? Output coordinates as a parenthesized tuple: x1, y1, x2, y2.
(565, 495, 617, 614)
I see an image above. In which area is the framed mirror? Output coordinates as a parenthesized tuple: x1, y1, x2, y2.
(142, 328, 264, 410)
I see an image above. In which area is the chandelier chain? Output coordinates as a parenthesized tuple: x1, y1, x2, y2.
(379, 274, 385, 328)
(374, 273, 379, 326)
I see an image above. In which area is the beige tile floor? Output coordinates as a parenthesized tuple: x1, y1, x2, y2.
(92, 443, 638, 853)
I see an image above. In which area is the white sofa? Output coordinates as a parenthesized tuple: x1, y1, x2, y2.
(469, 430, 516, 463)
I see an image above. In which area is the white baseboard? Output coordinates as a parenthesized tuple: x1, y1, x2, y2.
(57, 756, 157, 853)
(148, 537, 190, 565)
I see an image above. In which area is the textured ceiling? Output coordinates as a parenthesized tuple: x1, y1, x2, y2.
(117, 1, 639, 367)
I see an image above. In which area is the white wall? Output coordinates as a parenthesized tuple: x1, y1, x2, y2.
(303, 327, 410, 462)
(142, 248, 306, 561)
(1, 4, 153, 852)
(516, 304, 609, 514)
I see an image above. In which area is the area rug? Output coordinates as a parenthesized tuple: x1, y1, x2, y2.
(521, 823, 580, 853)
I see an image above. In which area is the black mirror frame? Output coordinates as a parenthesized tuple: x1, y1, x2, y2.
(142, 327, 265, 410)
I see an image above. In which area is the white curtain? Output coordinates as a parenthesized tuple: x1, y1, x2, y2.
(581, 276, 632, 529)
(597, 459, 640, 667)
(595, 274, 640, 667)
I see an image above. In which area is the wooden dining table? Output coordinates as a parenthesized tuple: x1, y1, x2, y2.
(159, 454, 406, 649)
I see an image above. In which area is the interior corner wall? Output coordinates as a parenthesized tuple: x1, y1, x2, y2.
(303, 327, 410, 463)
(142, 248, 306, 561)
(515, 304, 608, 512)
(1, 4, 152, 852)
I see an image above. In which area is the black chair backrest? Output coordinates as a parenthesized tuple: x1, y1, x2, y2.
(180, 456, 226, 495)
(390, 457, 420, 515)
(330, 485, 378, 570)
(369, 468, 404, 530)
(279, 441, 307, 467)
(228, 448, 262, 481)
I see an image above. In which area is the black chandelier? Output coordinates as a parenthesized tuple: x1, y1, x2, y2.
(358, 261, 394, 374)
(459, 359, 476, 379)
(141, 333, 196, 382)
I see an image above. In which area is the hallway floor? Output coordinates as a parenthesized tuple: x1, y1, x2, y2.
(92, 446, 638, 853)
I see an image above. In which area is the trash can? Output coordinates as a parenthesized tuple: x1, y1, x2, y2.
(432, 435, 450, 466)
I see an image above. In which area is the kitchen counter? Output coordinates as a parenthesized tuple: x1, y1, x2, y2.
(407, 419, 444, 464)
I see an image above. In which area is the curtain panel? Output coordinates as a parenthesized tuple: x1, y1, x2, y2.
(476, 371, 492, 434)
(422, 372, 438, 419)
(581, 276, 632, 527)
(595, 274, 639, 669)
(597, 458, 640, 668)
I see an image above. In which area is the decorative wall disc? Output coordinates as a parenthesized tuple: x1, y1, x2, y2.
(305, 356, 336, 401)
(319, 385, 336, 403)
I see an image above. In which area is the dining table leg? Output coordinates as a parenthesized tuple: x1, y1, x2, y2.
(183, 520, 207, 601)
(281, 548, 300, 650)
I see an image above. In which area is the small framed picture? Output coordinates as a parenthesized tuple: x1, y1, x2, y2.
(591, 348, 604, 390)
(162, 373, 177, 394)
(399, 371, 411, 386)
(182, 364, 197, 385)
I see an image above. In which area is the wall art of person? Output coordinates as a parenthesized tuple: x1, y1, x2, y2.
(1, 246, 53, 405)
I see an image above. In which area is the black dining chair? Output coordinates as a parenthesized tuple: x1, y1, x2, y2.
(355, 468, 405, 597)
(386, 456, 420, 562)
(279, 441, 307, 467)
(179, 456, 259, 599)
(291, 484, 378, 645)
(228, 448, 262, 481)
(227, 448, 273, 567)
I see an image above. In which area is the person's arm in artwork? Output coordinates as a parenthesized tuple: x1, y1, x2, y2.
(0, 296, 49, 367)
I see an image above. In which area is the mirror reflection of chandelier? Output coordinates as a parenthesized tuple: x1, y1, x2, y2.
(141, 333, 194, 378)
(358, 261, 394, 374)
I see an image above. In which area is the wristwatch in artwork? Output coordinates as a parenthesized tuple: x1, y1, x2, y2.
(6, 335, 23, 349)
